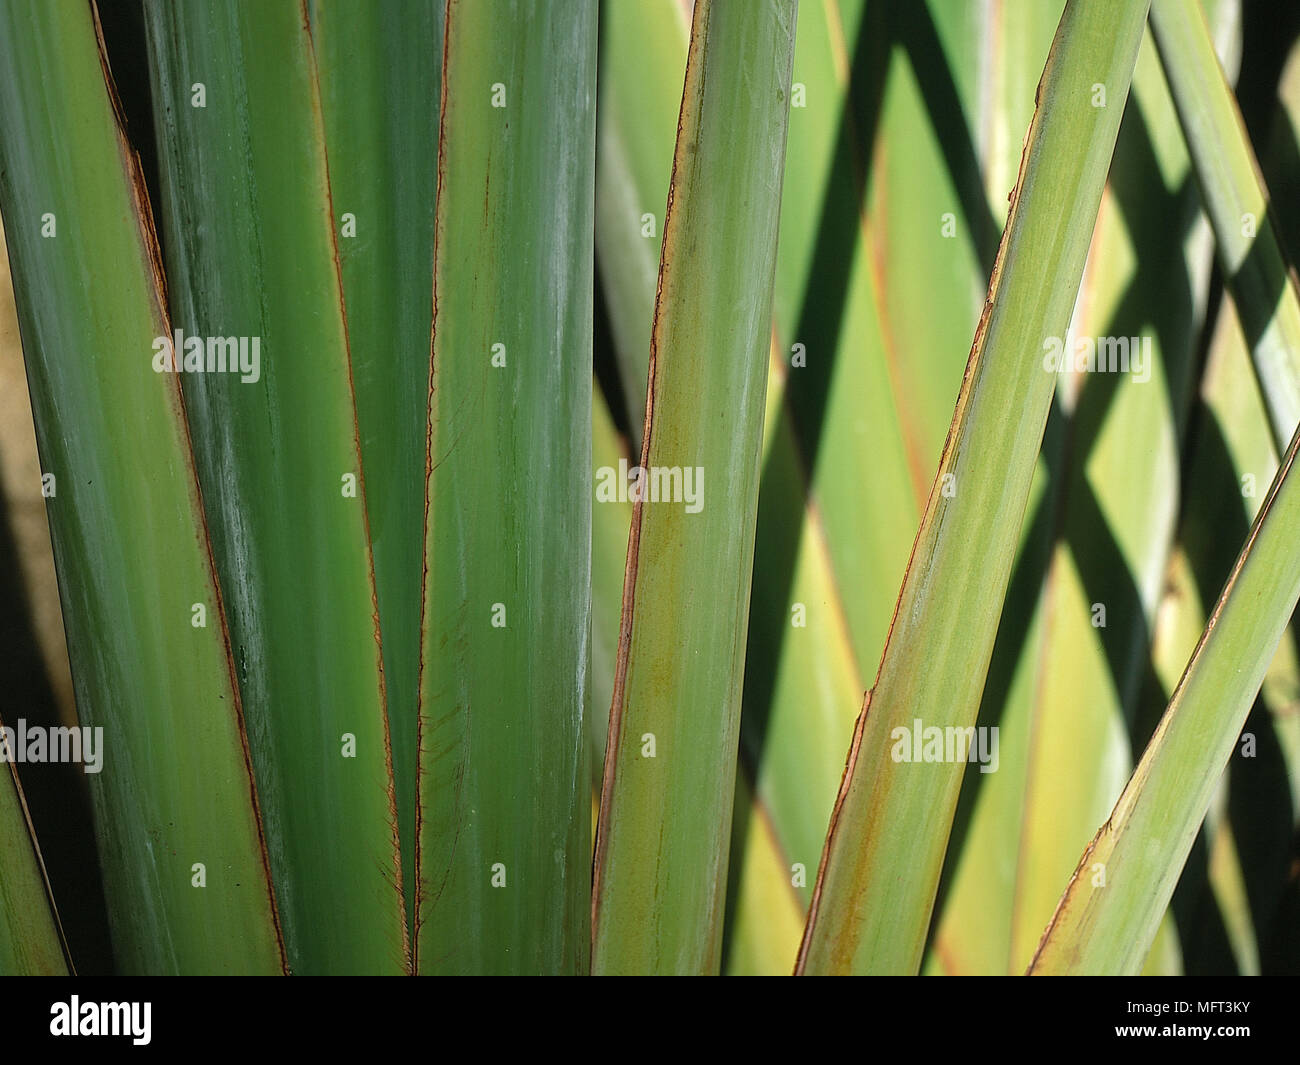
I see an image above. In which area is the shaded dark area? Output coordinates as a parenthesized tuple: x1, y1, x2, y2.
(593, 265, 631, 448)
(591, 0, 635, 449)
(1258, 826, 1300, 974)
(1237, 2, 1300, 158)
(893, 1, 1000, 272)
(1168, 824, 1239, 973)
(0, 483, 114, 974)
(1227, 700, 1294, 963)
(95, 0, 163, 231)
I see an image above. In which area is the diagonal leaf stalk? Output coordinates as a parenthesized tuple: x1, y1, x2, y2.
(1145, 291, 1300, 975)
(1150, 0, 1300, 452)
(591, 0, 798, 976)
(983, 21, 1230, 976)
(1029, 418, 1300, 974)
(797, 0, 1151, 975)
(848, 0, 1065, 977)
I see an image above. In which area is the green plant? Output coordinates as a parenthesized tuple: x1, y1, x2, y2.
(0, 0, 1296, 976)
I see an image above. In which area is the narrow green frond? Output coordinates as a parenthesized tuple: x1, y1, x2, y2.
(142, 0, 405, 974)
(798, 0, 1150, 975)
(310, 0, 443, 941)
(0, 0, 283, 973)
(415, 0, 595, 975)
(591, 0, 797, 975)
(1030, 420, 1300, 974)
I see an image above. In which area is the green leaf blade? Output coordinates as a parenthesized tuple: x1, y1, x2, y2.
(310, 0, 443, 944)
(591, 0, 798, 976)
(0, 0, 283, 974)
(797, 0, 1151, 975)
(142, 0, 405, 974)
(1030, 423, 1300, 974)
(415, 0, 596, 976)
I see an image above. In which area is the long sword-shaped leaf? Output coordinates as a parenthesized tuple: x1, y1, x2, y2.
(843, 0, 1064, 977)
(591, 0, 797, 975)
(589, 0, 683, 806)
(595, 0, 861, 975)
(593, 11, 817, 963)
(1000, 25, 1223, 974)
(1151, 0, 1300, 452)
(1148, 292, 1295, 974)
(0, 0, 283, 973)
(142, 0, 404, 973)
(309, 0, 443, 940)
(736, 0, 1057, 973)
(1029, 420, 1300, 973)
(797, 0, 1150, 975)
(415, 0, 595, 975)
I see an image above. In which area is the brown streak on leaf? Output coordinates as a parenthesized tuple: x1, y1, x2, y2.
(590, 0, 709, 958)
(91, 0, 288, 974)
(1025, 816, 1110, 973)
(300, 0, 409, 974)
(413, 0, 458, 974)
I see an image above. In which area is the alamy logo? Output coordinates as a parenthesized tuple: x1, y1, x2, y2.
(595, 458, 704, 513)
(890, 719, 999, 774)
(0, 718, 103, 774)
(152, 329, 261, 383)
(50, 997, 150, 1045)
(1042, 333, 1152, 382)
